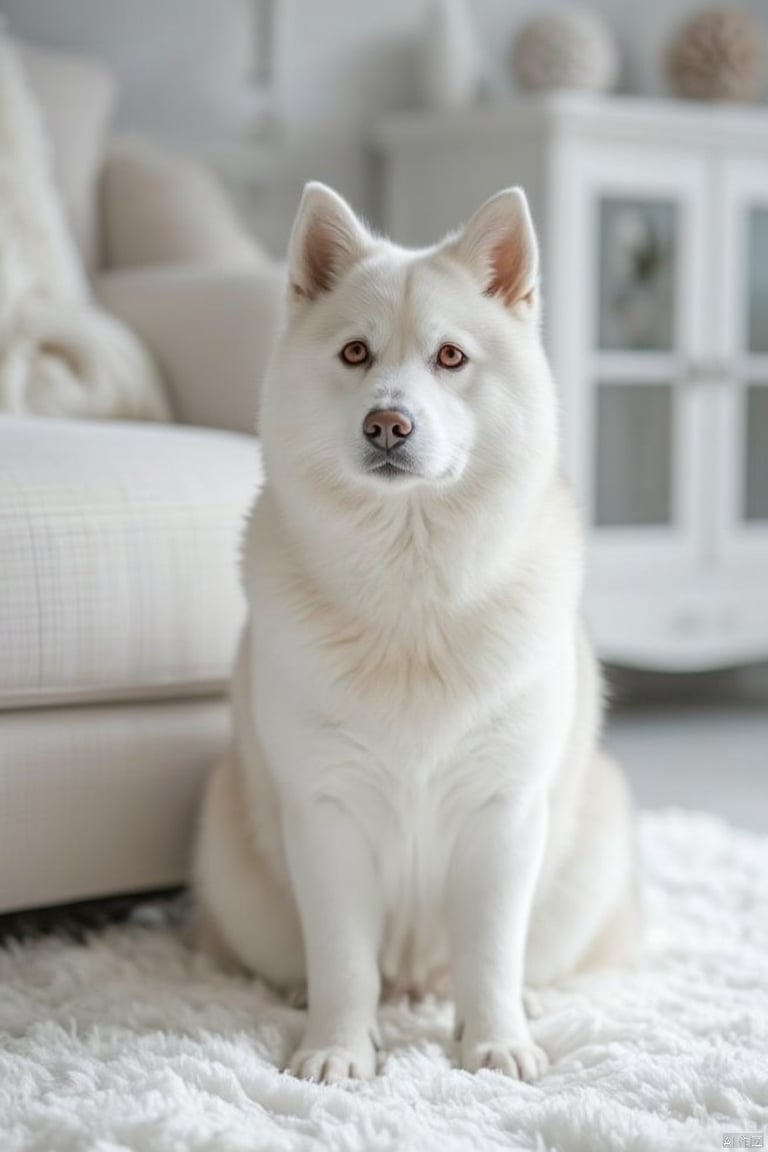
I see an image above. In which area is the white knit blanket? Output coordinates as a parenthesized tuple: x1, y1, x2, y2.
(0, 35, 168, 420)
(1, 809, 766, 1152)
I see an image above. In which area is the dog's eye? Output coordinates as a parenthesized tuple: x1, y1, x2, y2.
(436, 343, 467, 370)
(340, 340, 371, 367)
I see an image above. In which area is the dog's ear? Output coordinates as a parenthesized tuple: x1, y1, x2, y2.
(449, 187, 539, 310)
(288, 182, 370, 302)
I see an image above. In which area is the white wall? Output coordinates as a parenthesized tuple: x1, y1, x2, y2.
(0, 0, 254, 145)
(1, 0, 766, 250)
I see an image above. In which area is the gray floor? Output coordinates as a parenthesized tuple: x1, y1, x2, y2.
(605, 701, 768, 833)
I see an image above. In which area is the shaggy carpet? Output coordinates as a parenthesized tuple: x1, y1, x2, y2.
(1, 809, 767, 1152)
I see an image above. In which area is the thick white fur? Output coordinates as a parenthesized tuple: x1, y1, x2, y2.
(195, 182, 637, 1085)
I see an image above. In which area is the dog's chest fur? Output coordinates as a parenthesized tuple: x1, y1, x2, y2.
(246, 501, 570, 990)
(253, 493, 561, 752)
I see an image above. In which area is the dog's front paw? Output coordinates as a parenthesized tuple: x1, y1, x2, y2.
(460, 1034, 549, 1081)
(289, 1034, 377, 1084)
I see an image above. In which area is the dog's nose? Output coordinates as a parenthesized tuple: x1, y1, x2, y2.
(363, 408, 414, 451)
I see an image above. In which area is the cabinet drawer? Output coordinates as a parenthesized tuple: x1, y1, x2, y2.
(586, 585, 768, 671)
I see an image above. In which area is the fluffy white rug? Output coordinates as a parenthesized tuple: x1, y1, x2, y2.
(1, 809, 766, 1152)
(0, 35, 168, 421)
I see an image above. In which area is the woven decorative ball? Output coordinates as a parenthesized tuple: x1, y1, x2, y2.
(666, 7, 764, 102)
(511, 8, 619, 94)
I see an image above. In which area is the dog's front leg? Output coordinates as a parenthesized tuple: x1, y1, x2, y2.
(448, 793, 549, 1081)
(283, 798, 381, 1083)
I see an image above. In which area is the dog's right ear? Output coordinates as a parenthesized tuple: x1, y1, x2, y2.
(287, 182, 370, 302)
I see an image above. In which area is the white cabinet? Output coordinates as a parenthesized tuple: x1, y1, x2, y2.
(370, 94, 768, 671)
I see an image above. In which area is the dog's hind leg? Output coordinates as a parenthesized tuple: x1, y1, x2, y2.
(525, 753, 638, 985)
(193, 756, 306, 992)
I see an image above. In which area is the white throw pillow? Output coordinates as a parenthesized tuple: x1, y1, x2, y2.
(0, 36, 169, 421)
(16, 38, 116, 274)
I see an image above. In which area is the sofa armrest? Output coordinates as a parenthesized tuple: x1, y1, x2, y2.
(95, 264, 285, 434)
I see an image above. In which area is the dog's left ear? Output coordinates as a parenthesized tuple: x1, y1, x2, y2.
(449, 187, 539, 310)
(288, 182, 370, 302)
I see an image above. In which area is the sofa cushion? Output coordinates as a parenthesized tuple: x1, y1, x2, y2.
(95, 265, 285, 435)
(101, 136, 270, 271)
(17, 40, 116, 273)
(0, 417, 260, 709)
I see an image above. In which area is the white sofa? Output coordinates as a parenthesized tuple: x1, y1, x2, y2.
(0, 42, 283, 912)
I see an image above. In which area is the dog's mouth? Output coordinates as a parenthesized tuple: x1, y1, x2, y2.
(364, 456, 415, 480)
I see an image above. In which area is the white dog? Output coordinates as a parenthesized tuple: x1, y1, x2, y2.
(194, 182, 637, 1085)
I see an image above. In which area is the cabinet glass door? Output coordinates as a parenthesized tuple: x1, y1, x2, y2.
(716, 162, 768, 563)
(594, 380, 673, 527)
(566, 146, 708, 572)
(597, 198, 677, 354)
(746, 207, 768, 355)
(745, 382, 768, 521)
(593, 197, 679, 534)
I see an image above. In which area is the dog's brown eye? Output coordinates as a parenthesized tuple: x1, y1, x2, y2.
(340, 340, 370, 366)
(436, 343, 467, 370)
